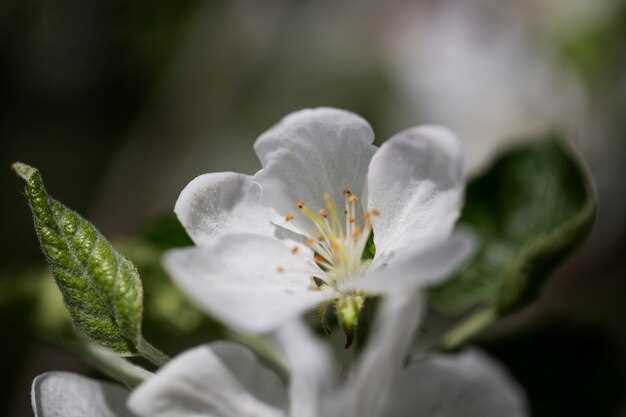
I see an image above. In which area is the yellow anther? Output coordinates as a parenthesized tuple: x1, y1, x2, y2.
(291, 189, 375, 287)
(363, 209, 380, 222)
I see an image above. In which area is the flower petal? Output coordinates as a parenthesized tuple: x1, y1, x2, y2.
(175, 172, 274, 246)
(340, 291, 425, 417)
(128, 344, 286, 417)
(383, 350, 528, 417)
(342, 230, 475, 295)
(32, 372, 134, 417)
(274, 320, 337, 417)
(367, 125, 464, 262)
(163, 233, 337, 333)
(254, 108, 376, 236)
(211, 342, 288, 409)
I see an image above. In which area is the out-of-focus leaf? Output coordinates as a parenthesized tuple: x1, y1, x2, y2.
(429, 138, 595, 347)
(12, 162, 144, 355)
(140, 214, 192, 250)
(116, 239, 225, 354)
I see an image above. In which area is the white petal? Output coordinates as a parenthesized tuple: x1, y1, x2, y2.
(340, 291, 425, 417)
(343, 230, 475, 294)
(367, 125, 464, 263)
(32, 372, 134, 417)
(274, 320, 337, 417)
(211, 342, 289, 409)
(175, 172, 274, 246)
(383, 350, 528, 417)
(129, 344, 286, 417)
(254, 108, 377, 236)
(163, 233, 337, 333)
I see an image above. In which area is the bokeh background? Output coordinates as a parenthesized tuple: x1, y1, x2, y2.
(2, 0, 626, 416)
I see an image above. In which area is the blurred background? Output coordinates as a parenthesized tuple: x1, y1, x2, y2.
(2, 0, 626, 416)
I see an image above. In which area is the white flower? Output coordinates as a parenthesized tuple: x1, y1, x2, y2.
(163, 107, 473, 334)
(31, 293, 528, 417)
(388, 5, 587, 175)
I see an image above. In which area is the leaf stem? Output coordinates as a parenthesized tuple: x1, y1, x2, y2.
(74, 341, 153, 388)
(441, 308, 496, 350)
(137, 337, 170, 367)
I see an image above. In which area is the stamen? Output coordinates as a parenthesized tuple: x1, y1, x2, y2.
(314, 254, 326, 264)
(290, 190, 380, 288)
(312, 276, 326, 288)
(285, 212, 295, 222)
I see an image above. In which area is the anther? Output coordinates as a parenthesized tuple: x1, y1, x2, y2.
(285, 212, 295, 222)
(276, 265, 285, 273)
(312, 276, 326, 288)
(364, 209, 380, 221)
(296, 200, 305, 209)
(348, 195, 358, 204)
(291, 246, 300, 255)
(351, 226, 361, 238)
(305, 238, 316, 247)
(344, 189, 353, 196)
(319, 208, 328, 218)
(349, 216, 356, 224)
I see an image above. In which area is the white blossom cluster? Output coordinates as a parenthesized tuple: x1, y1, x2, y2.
(32, 108, 528, 417)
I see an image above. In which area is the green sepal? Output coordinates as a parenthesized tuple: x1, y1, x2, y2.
(336, 294, 365, 348)
(429, 137, 595, 347)
(12, 162, 144, 355)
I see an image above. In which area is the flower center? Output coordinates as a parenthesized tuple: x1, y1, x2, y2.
(285, 190, 379, 288)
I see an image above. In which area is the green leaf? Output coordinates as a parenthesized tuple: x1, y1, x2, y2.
(140, 214, 192, 250)
(429, 137, 595, 346)
(12, 162, 144, 355)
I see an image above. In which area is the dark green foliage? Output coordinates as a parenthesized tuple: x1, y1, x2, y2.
(431, 137, 595, 318)
(141, 214, 193, 249)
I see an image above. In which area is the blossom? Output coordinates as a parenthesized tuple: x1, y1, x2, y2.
(31, 293, 528, 417)
(163, 107, 473, 335)
(388, 4, 586, 175)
